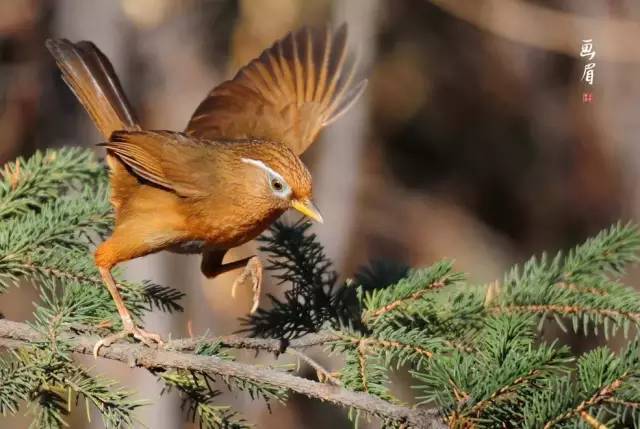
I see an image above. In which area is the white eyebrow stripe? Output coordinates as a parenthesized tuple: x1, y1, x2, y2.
(241, 158, 286, 182)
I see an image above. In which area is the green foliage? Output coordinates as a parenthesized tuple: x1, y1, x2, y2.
(361, 261, 465, 325)
(413, 315, 572, 427)
(334, 332, 394, 400)
(11, 348, 143, 429)
(161, 371, 251, 429)
(242, 220, 344, 338)
(0, 353, 35, 415)
(0, 147, 105, 219)
(159, 340, 286, 429)
(522, 341, 640, 428)
(3, 148, 640, 428)
(254, 217, 640, 427)
(0, 148, 182, 428)
(495, 222, 640, 339)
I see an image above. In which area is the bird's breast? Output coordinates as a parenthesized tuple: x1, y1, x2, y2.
(181, 202, 286, 250)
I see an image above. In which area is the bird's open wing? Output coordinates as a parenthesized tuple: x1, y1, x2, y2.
(185, 25, 367, 155)
(100, 131, 216, 197)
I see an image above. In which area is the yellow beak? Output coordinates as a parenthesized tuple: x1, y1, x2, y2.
(291, 199, 324, 223)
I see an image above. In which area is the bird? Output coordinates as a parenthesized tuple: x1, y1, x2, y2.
(45, 25, 367, 355)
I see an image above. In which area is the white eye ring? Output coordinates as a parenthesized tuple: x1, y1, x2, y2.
(242, 157, 291, 198)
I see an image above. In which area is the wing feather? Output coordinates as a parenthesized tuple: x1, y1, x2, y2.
(100, 131, 215, 197)
(185, 24, 367, 154)
(314, 28, 331, 103)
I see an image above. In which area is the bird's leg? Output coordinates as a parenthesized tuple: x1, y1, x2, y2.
(201, 250, 263, 314)
(92, 261, 164, 357)
(230, 256, 263, 314)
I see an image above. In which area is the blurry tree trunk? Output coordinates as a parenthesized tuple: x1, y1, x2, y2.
(314, 0, 380, 270)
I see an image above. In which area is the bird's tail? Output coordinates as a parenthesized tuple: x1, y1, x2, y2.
(47, 39, 143, 211)
(46, 38, 140, 139)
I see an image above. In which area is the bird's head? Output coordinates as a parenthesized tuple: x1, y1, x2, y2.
(236, 141, 322, 223)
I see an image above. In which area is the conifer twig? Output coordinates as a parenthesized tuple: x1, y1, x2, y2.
(363, 280, 447, 322)
(341, 334, 435, 359)
(286, 348, 342, 386)
(542, 376, 626, 429)
(0, 319, 445, 428)
(493, 304, 640, 322)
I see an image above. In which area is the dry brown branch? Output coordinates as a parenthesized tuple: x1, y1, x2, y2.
(286, 348, 342, 386)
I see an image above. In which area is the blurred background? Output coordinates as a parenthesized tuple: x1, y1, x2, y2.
(1, 0, 639, 427)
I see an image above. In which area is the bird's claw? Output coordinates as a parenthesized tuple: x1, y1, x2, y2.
(231, 256, 263, 314)
(92, 323, 164, 358)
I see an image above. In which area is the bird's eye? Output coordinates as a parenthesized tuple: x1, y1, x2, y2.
(271, 179, 284, 191)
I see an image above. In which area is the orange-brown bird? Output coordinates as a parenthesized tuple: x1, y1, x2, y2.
(46, 25, 366, 354)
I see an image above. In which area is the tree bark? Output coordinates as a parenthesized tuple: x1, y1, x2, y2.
(0, 318, 446, 429)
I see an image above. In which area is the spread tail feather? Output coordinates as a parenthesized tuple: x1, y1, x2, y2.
(46, 38, 140, 139)
(47, 38, 142, 210)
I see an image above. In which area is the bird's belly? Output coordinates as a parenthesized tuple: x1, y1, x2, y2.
(210, 218, 276, 248)
(168, 240, 207, 254)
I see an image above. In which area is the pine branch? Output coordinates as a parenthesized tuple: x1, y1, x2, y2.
(0, 352, 37, 414)
(522, 341, 640, 428)
(6, 246, 184, 315)
(0, 186, 112, 293)
(0, 319, 446, 429)
(0, 147, 105, 219)
(28, 389, 67, 429)
(58, 369, 143, 428)
(160, 370, 251, 429)
(242, 220, 344, 338)
(332, 328, 444, 371)
(5, 148, 640, 428)
(413, 315, 574, 427)
(494, 304, 640, 323)
(1, 346, 142, 428)
(541, 375, 626, 429)
(490, 222, 640, 338)
(181, 332, 338, 353)
(361, 261, 465, 325)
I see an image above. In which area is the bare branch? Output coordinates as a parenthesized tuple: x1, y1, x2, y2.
(286, 348, 342, 386)
(168, 331, 339, 354)
(0, 319, 445, 429)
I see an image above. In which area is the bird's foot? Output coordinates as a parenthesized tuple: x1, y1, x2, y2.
(231, 256, 263, 314)
(93, 320, 164, 358)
